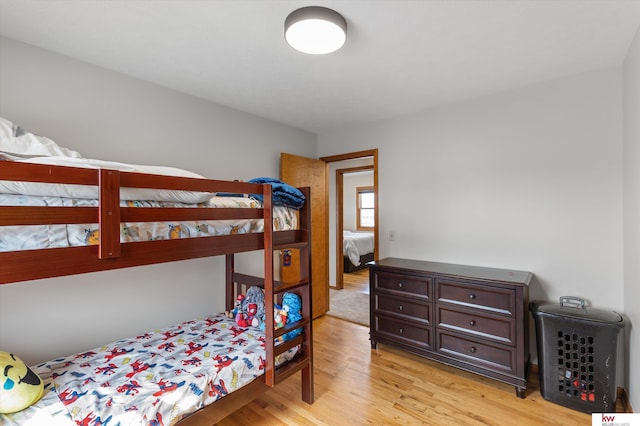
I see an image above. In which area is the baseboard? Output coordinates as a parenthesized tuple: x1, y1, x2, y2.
(530, 363, 538, 376)
(529, 363, 633, 413)
(617, 387, 633, 413)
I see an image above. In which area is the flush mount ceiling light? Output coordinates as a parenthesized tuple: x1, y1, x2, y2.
(285, 6, 347, 54)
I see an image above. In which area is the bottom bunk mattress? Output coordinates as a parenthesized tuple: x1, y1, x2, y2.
(1, 313, 297, 426)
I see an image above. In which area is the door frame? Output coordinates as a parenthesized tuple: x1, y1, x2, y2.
(335, 165, 374, 289)
(320, 149, 378, 290)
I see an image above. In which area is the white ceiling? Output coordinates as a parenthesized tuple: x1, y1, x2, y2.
(1, 0, 640, 134)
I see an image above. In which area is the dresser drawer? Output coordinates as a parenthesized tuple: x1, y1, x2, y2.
(436, 330, 516, 374)
(374, 315, 431, 349)
(436, 280, 515, 316)
(376, 294, 431, 325)
(436, 306, 515, 345)
(374, 271, 431, 298)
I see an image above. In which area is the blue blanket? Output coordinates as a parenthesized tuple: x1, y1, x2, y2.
(249, 177, 305, 209)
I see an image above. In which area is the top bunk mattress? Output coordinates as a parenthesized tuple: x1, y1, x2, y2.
(0, 193, 298, 252)
(0, 118, 305, 254)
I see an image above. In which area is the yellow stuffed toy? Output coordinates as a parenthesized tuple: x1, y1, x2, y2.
(0, 351, 44, 414)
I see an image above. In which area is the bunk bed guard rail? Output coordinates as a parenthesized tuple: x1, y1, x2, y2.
(0, 161, 278, 284)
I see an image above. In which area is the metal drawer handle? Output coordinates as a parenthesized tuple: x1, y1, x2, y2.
(399, 327, 404, 334)
(470, 346, 477, 353)
(399, 305, 403, 311)
(398, 282, 403, 288)
(469, 294, 476, 300)
(469, 320, 476, 326)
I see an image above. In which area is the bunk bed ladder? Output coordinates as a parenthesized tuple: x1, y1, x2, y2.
(225, 185, 314, 404)
(277, 186, 313, 403)
(263, 183, 276, 388)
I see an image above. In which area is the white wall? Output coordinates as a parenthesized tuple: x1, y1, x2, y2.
(0, 37, 317, 365)
(623, 25, 640, 412)
(319, 67, 624, 367)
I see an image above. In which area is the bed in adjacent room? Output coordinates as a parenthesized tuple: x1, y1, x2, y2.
(343, 230, 374, 273)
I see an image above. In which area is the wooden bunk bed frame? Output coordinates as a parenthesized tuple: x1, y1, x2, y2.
(0, 160, 314, 425)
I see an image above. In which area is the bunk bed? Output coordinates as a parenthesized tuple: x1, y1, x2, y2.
(0, 158, 314, 425)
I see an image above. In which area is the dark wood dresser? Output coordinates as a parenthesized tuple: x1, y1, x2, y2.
(369, 257, 532, 398)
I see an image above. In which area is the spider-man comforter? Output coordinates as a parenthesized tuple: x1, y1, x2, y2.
(2, 314, 291, 425)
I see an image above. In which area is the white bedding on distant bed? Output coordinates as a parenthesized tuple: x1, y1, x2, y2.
(343, 230, 374, 267)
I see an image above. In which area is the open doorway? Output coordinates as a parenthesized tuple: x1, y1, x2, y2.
(336, 166, 375, 287)
(320, 149, 378, 326)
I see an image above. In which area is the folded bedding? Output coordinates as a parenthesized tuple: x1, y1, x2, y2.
(0, 194, 298, 252)
(1, 314, 298, 426)
(248, 177, 305, 210)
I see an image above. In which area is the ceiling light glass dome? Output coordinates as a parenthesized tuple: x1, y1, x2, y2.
(285, 6, 347, 55)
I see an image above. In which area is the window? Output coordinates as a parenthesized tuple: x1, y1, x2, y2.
(357, 186, 375, 231)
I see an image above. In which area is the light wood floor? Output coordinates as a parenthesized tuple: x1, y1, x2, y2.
(218, 313, 597, 425)
(342, 268, 370, 294)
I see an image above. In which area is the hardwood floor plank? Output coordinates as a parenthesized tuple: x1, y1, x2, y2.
(343, 268, 370, 293)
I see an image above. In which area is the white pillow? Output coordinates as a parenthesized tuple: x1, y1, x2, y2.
(0, 156, 215, 204)
(0, 117, 82, 159)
